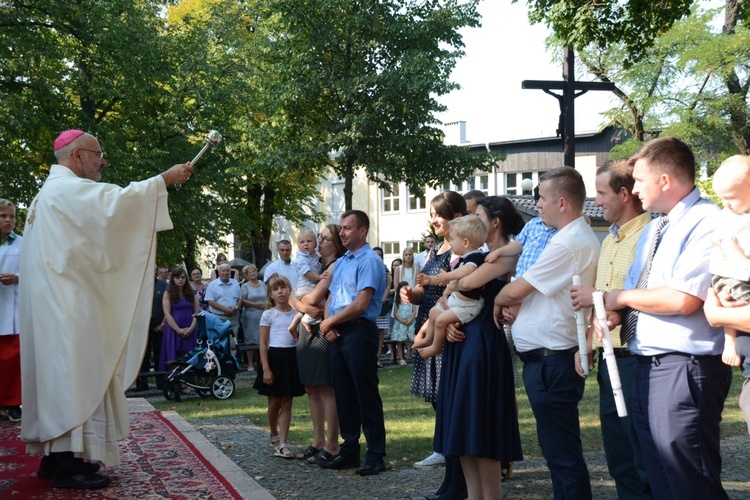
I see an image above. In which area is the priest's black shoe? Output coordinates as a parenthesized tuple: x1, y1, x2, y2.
(51, 472, 112, 490)
(356, 461, 386, 476)
(320, 454, 360, 470)
(38, 455, 101, 479)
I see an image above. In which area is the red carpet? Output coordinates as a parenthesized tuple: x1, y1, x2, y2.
(0, 411, 242, 499)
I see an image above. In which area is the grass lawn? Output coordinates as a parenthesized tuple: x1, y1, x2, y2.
(152, 364, 748, 467)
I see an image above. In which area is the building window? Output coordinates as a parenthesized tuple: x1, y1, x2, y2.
(407, 240, 423, 253)
(478, 174, 489, 193)
(505, 172, 540, 195)
(330, 180, 345, 222)
(443, 174, 490, 195)
(382, 184, 400, 213)
(408, 186, 426, 211)
(383, 241, 401, 255)
(505, 174, 517, 195)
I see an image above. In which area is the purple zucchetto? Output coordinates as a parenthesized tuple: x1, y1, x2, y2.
(53, 130, 86, 151)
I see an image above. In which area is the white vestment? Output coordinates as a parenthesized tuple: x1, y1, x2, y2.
(0, 234, 22, 335)
(19, 164, 172, 465)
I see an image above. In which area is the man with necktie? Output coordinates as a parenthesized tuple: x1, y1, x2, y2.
(602, 137, 731, 499)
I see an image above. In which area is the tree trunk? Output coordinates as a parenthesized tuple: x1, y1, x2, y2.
(722, 0, 750, 154)
(343, 157, 355, 211)
(183, 233, 198, 270)
(243, 182, 276, 271)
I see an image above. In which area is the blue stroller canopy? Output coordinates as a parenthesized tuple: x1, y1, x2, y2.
(185, 311, 233, 368)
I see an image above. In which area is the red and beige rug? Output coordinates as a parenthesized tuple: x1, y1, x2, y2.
(0, 410, 243, 499)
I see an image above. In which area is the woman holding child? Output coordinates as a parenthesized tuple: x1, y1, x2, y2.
(401, 191, 466, 489)
(434, 196, 525, 499)
(289, 224, 347, 464)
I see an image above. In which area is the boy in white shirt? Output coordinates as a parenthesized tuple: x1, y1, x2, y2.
(288, 229, 323, 335)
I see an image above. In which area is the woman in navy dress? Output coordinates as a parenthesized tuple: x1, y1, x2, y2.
(400, 191, 466, 488)
(435, 196, 525, 499)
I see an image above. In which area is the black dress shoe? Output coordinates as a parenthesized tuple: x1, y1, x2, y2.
(356, 461, 385, 476)
(51, 473, 112, 489)
(320, 454, 360, 470)
(38, 455, 102, 479)
(424, 493, 467, 500)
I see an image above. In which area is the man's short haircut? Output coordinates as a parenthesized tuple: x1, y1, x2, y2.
(431, 191, 467, 220)
(277, 239, 292, 248)
(463, 190, 486, 202)
(424, 234, 437, 243)
(373, 246, 383, 254)
(540, 166, 586, 211)
(341, 209, 370, 233)
(598, 159, 643, 211)
(218, 263, 232, 271)
(628, 136, 696, 184)
(0, 199, 15, 211)
(449, 214, 488, 249)
(297, 228, 316, 242)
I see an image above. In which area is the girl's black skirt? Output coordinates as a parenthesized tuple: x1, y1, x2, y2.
(253, 346, 306, 397)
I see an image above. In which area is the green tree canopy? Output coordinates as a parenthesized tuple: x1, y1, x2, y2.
(249, 0, 495, 209)
(522, 0, 696, 66)
(572, 1, 750, 170)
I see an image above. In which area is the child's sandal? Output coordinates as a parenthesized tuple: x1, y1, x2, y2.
(274, 443, 294, 459)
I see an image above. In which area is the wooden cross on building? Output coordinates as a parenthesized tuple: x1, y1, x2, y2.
(522, 48, 615, 168)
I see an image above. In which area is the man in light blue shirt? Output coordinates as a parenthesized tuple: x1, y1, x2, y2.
(604, 137, 731, 500)
(204, 263, 242, 335)
(320, 210, 387, 476)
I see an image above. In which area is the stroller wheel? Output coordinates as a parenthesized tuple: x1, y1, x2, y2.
(211, 376, 235, 400)
(163, 381, 177, 401)
(173, 381, 182, 403)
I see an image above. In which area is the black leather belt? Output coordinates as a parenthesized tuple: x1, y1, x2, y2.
(598, 347, 633, 359)
(516, 346, 578, 363)
(338, 317, 373, 329)
(636, 352, 720, 364)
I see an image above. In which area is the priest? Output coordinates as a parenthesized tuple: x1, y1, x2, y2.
(19, 130, 193, 490)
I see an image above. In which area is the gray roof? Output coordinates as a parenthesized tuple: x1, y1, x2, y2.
(506, 195, 608, 227)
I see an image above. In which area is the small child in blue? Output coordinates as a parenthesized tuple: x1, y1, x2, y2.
(412, 215, 488, 358)
(288, 228, 323, 335)
(391, 281, 417, 365)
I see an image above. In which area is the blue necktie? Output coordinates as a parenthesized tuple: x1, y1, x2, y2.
(620, 215, 669, 344)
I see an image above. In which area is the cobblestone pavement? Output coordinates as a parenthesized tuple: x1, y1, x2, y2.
(142, 370, 750, 499)
(192, 417, 750, 499)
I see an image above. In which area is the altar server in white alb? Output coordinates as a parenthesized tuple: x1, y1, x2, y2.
(0, 199, 22, 423)
(19, 130, 193, 490)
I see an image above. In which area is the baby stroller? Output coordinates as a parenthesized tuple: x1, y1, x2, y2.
(163, 311, 239, 402)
